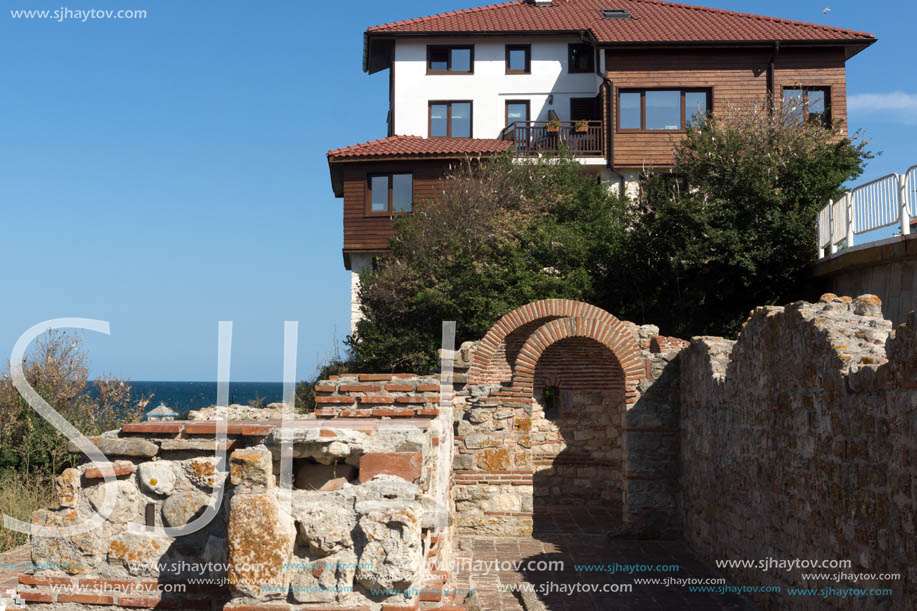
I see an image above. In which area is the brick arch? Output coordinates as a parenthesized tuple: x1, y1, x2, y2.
(511, 316, 645, 406)
(468, 299, 624, 384)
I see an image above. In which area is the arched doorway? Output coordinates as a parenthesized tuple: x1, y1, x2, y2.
(531, 336, 626, 515)
(507, 315, 643, 534)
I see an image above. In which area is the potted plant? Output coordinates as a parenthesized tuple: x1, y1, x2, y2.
(574, 120, 589, 133)
(546, 119, 561, 133)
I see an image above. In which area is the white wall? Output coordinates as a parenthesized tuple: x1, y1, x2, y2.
(349, 253, 375, 334)
(393, 36, 604, 139)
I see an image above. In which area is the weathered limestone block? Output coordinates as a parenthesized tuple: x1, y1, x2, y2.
(355, 506, 423, 590)
(88, 480, 139, 524)
(138, 461, 177, 496)
(68, 436, 158, 457)
(31, 508, 107, 574)
(184, 456, 227, 489)
(476, 448, 512, 471)
(55, 468, 81, 508)
(162, 489, 211, 527)
(453, 454, 473, 470)
(294, 502, 355, 556)
(227, 492, 295, 598)
(289, 549, 357, 604)
(487, 493, 521, 512)
(230, 447, 273, 488)
(108, 531, 171, 576)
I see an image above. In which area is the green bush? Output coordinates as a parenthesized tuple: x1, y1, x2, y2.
(349, 155, 627, 374)
(607, 101, 872, 337)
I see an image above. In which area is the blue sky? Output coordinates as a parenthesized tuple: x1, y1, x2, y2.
(0, 0, 913, 382)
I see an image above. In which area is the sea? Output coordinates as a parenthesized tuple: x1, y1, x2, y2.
(109, 381, 285, 419)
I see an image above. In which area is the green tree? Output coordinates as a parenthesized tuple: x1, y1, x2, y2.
(608, 101, 871, 337)
(349, 155, 627, 374)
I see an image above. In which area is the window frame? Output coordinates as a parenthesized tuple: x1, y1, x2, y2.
(505, 99, 530, 127)
(364, 172, 414, 216)
(782, 86, 831, 126)
(568, 43, 596, 74)
(505, 44, 531, 75)
(426, 45, 474, 75)
(616, 88, 712, 133)
(428, 100, 474, 138)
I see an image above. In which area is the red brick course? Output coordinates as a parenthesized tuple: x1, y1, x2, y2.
(359, 452, 422, 483)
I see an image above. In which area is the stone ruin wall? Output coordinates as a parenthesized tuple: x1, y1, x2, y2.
(680, 294, 916, 610)
(16, 381, 464, 611)
(15, 295, 917, 610)
(451, 299, 688, 538)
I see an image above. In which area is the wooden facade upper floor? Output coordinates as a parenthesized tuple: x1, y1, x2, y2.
(329, 0, 875, 265)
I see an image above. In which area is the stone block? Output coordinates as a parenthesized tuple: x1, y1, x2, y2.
(476, 448, 512, 471)
(162, 489, 211, 527)
(68, 436, 158, 457)
(230, 447, 274, 488)
(31, 508, 106, 574)
(138, 461, 177, 496)
(227, 492, 296, 598)
(289, 549, 357, 604)
(356, 507, 423, 590)
(108, 532, 171, 576)
(185, 456, 227, 489)
(294, 503, 356, 555)
(55, 468, 81, 507)
(358, 452, 422, 484)
(88, 480, 140, 524)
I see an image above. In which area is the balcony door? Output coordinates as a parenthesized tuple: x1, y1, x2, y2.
(570, 96, 601, 122)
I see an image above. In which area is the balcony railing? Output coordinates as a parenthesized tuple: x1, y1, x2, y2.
(500, 120, 604, 158)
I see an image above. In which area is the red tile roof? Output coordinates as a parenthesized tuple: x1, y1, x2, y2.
(327, 135, 512, 161)
(366, 0, 875, 45)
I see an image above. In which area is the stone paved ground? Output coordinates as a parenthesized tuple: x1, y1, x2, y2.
(453, 508, 755, 611)
(0, 545, 29, 594)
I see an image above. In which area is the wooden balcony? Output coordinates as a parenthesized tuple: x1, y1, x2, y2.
(500, 120, 604, 158)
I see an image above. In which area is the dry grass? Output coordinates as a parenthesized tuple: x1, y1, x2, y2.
(0, 470, 56, 552)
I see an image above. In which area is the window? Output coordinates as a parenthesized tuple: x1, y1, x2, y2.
(427, 45, 473, 74)
(367, 174, 413, 214)
(541, 386, 560, 421)
(568, 43, 595, 73)
(505, 44, 531, 74)
(783, 86, 830, 126)
(601, 8, 632, 20)
(505, 100, 529, 126)
(570, 97, 600, 121)
(617, 88, 711, 131)
(429, 101, 472, 137)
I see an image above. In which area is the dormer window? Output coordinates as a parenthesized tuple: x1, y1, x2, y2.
(601, 9, 632, 20)
(427, 45, 474, 74)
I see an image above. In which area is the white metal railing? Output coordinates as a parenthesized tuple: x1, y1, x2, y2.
(817, 165, 917, 258)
